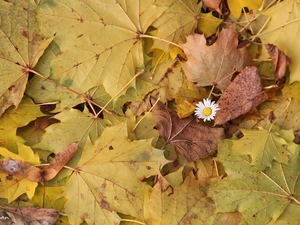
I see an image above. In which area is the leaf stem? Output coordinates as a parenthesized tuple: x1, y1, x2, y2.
(131, 96, 160, 132)
(252, 18, 300, 39)
(140, 34, 183, 49)
(120, 219, 146, 225)
(95, 69, 144, 118)
(27, 68, 113, 115)
(269, 98, 291, 131)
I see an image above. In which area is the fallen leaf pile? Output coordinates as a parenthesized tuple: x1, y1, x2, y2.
(0, 0, 299, 224)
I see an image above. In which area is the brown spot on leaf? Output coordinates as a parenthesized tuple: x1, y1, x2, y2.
(100, 199, 111, 211)
(8, 85, 15, 91)
(6, 174, 13, 180)
(109, 146, 114, 150)
(22, 30, 29, 38)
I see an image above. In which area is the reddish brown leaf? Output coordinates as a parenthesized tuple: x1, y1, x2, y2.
(265, 43, 291, 83)
(152, 98, 224, 162)
(43, 142, 78, 181)
(181, 27, 254, 91)
(214, 66, 268, 125)
(2, 206, 59, 225)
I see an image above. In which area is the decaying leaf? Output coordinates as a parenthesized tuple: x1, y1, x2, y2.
(265, 43, 291, 83)
(42, 142, 78, 181)
(0, 143, 78, 182)
(0, 1, 53, 116)
(209, 140, 300, 225)
(152, 98, 224, 161)
(214, 66, 268, 125)
(146, 172, 246, 225)
(2, 206, 59, 225)
(61, 122, 166, 224)
(0, 158, 42, 182)
(181, 28, 254, 91)
(35, 0, 167, 100)
(146, 173, 215, 224)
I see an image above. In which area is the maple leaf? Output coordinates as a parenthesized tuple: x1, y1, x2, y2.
(146, 172, 246, 225)
(227, 0, 263, 19)
(256, 0, 300, 84)
(33, 108, 124, 154)
(151, 0, 202, 51)
(60, 122, 167, 225)
(231, 122, 292, 170)
(35, 0, 167, 100)
(214, 66, 268, 125)
(258, 94, 300, 144)
(209, 140, 300, 225)
(0, 1, 53, 116)
(181, 28, 254, 91)
(152, 98, 224, 162)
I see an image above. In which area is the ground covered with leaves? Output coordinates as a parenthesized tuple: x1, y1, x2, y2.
(0, 0, 299, 224)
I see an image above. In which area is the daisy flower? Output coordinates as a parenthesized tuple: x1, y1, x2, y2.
(194, 98, 220, 122)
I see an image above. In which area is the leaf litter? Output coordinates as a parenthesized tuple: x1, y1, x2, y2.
(0, 0, 299, 225)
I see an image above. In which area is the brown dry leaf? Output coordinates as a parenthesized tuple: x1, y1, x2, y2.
(0, 158, 42, 182)
(202, 0, 222, 14)
(43, 142, 78, 181)
(214, 66, 268, 125)
(181, 27, 254, 91)
(0, 143, 77, 182)
(265, 44, 292, 83)
(152, 98, 224, 162)
(2, 206, 59, 225)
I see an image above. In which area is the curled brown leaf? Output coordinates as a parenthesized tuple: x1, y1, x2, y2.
(265, 43, 291, 83)
(0, 143, 78, 182)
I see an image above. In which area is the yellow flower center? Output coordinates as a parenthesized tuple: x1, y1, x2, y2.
(203, 107, 212, 116)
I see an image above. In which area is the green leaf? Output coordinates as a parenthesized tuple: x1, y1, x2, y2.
(209, 140, 300, 225)
(34, 107, 124, 154)
(231, 122, 292, 170)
